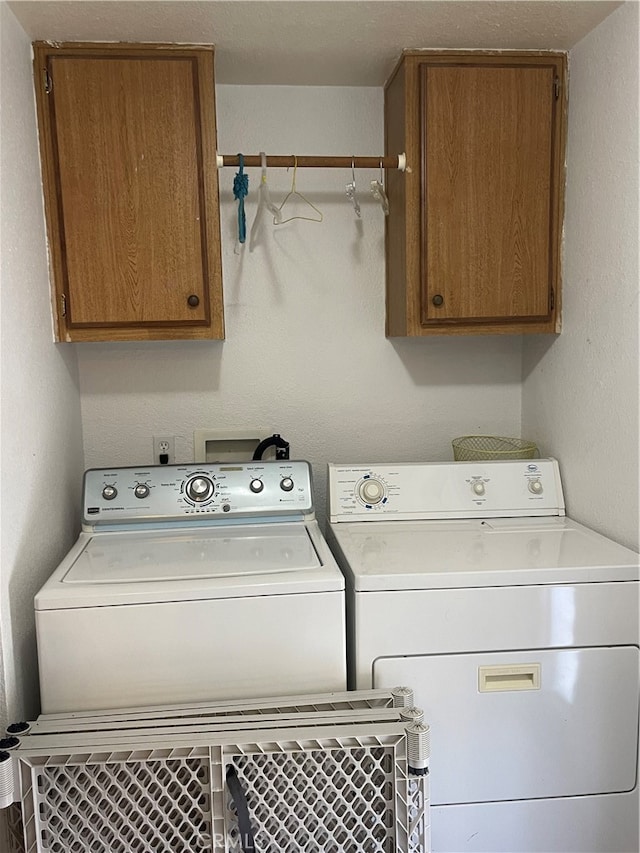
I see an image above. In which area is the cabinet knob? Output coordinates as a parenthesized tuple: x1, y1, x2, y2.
(187, 294, 200, 307)
(432, 294, 444, 307)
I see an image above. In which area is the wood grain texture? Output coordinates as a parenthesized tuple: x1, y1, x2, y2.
(384, 51, 566, 337)
(33, 43, 223, 341)
(423, 63, 554, 323)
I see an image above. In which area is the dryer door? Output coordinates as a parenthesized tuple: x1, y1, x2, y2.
(374, 646, 639, 804)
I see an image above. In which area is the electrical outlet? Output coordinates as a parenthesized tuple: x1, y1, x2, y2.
(153, 436, 175, 465)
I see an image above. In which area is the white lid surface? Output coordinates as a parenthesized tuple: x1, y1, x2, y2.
(330, 517, 639, 590)
(66, 525, 321, 582)
(37, 522, 344, 608)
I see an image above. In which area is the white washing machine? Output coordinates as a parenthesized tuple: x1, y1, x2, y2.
(36, 460, 346, 714)
(327, 459, 639, 853)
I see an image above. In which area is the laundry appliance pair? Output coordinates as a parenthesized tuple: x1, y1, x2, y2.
(34, 456, 639, 852)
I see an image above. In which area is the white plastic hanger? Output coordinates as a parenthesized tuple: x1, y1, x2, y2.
(345, 156, 361, 218)
(370, 159, 390, 215)
(249, 153, 282, 249)
(275, 156, 323, 224)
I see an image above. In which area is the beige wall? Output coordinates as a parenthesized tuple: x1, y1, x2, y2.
(523, 0, 639, 550)
(0, 3, 84, 729)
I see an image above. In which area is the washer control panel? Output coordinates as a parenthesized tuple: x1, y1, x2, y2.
(328, 459, 565, 522)
(83, 461, 313, 525)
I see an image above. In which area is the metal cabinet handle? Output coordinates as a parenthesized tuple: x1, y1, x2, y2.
(187, 294, 200, 307)
(432, 294, 444, 307)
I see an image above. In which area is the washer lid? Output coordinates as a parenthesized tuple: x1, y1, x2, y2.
(37, 522, 344, 608)
(330, 517, 639, 590)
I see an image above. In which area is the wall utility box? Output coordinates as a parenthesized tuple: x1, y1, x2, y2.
(194, 430, 265, 463)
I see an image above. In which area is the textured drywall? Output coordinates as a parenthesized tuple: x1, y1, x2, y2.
(0, 3, 84, 725)
(77, 85, 524, 524)
(522, 1, 639, 550)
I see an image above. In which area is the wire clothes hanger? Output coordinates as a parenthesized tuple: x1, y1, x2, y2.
(274, 156, 323, 225)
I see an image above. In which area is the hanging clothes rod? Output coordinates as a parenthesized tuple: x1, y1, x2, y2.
(216, 153, 408, 171)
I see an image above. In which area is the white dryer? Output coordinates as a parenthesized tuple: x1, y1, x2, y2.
(327, 459, 639, 853)
(36, 460, 346, 713)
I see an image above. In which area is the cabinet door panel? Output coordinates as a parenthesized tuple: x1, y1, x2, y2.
(51, 55, 207, 326)
(421, 63, 555, 324)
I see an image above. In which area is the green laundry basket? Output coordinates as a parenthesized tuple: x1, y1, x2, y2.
(452, 435, 539, 461)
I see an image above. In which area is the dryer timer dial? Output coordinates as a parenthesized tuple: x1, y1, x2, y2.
(358, 478, 385, 505)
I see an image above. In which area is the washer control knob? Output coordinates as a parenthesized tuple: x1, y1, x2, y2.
(134, 484, 150, 499)
(280, 477, 294, 492)
(528, 479, 543, 494)
(250, 478, 264, 494)
(102, 485, 117, 501)
(186, 476, 214, 502)
(359, 478, 384, 505)
(472, 481, 486, 496)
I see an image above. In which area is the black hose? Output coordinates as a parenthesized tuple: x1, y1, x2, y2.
(252, 433, 290, 460)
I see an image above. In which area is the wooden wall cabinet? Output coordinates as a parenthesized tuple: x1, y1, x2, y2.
(385, 51, 567, 337)
(33, 43, 224, 342)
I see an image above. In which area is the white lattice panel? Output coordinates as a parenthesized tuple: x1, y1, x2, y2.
(226, 746, 396, 852)
(34, 758, 210, 852)
(8, 725, 429, 853)
(3, 690, 429, 852)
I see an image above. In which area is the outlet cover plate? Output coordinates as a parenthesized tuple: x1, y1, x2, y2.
(153, 436, 175, 464)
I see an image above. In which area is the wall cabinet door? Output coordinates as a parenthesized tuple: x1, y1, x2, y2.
(33, 43, 224, 341)
(385, 52, 567, 337)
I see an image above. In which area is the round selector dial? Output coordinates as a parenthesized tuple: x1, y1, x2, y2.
(528, 479, 543, 494)
(102, 485, 117, 501)
(472, 481, 486, 496)
(250, 478, 264, 494)
(280, 477, 294, 492)
(134, 484, 150, 499)
(358, 478, 385, 505)
(186, 476, 215, 503)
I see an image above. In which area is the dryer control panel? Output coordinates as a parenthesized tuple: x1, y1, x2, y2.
(83, 460, 313, 526)
(328, 459, 565, 522)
